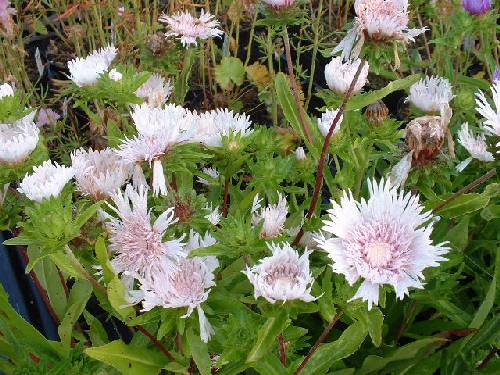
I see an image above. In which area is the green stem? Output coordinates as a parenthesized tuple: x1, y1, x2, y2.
(267, 26, 278, 127)
(305, 0, 323, 109)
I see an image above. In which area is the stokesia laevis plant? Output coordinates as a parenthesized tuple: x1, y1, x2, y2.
(316, 179, 448, 310)
(135, 74, 173, 108)
(252, 192, 289, 238)
(475, 81, 500, 137)
(456, 123, 494, 171)
(67, 45, 118, 87)
(317, 108, 344, 137)
(462, 0, 492, 16)
(324, 57, 369, 95)
(407, 76, 454, 113)
(0, 112, 39, 164)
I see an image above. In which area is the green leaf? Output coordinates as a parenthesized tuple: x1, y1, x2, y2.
(215, 57, 245, 90)
(58, 280, 92, 348)
(95, 236, 115, 284)
(469, 247, 499, 329)
(345, 74, 422, 111)
(355, 307, 384, 347)
(74, 202, 101, 230)
(251, 355, 285, 375)
(300, 320, 367, 375)
(358, 338, 446, 375)
(187, 327, 211, 375)
(108, 277, 136, 321)
(246, 310, 288, 363)
(85, 340, 167, 375)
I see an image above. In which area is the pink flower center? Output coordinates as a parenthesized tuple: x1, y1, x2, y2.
(365, 241, 392, 267)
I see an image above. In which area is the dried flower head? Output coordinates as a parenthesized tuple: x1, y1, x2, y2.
(0, 82, 14, 98)
(67, 45, 117, 87)
(475, 82, 500, 136)
(408, 76, 453, 113)
(252, 192, 288, 238)
(334, 0, 426, 60)
(317, 108, 344, 137)
(316, 179, 448, 310)
(135, 74, 173, 108)
(365, 100, 389, 125)
(139, 231, 218, 343)
(456, 123, 494, 171)
(103, 184, 184, 282)
(243, 242, 316, 304)
(159, 10, 223, 48)
(0, 112, 40, 164)
(324, 57, 369, 95)
(18, 160, 74, 202)
(71, 148, 131, 200)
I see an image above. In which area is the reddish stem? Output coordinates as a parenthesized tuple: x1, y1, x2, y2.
(278, 333, 287, 366)
(292, 61, 367, 246)
(136, 325, 176, 362)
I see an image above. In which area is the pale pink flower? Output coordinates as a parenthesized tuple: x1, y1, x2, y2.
(0, 0, 16, 35)
(387, 151, 413, 188)
(261, 0, 296, 9)
(316, 179, 448, 310)
(334, 0, 426, 60)
(18, 160, 74, 202)
(36, 108, 60, 127)
(243, 242, 316, 304)
(159, 10, 223, 48)
(71, 148, 131, 200)
(295, 147, 306, 160)
(324, 57, 369, 95)
(252, 192, 288, 238)
(407, 76, 454, 113)
(475, 82, 500, 136)
(135, 74, 173, 108)
(204, 204, 221, 225)
(67, 45, 117, 86)
(103, 184, 184, 282)
(139, 231, 218, 343)
(317, 108, 344, 137)
(0, 82, 14, 98)
(197, 167, 220, 186)
(456, 123, 494, 172)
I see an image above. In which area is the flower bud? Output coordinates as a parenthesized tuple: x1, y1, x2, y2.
(365, 100, 389, 125)
(462, 0, 492, 16)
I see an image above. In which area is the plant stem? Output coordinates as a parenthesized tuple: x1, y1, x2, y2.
(136, 325, 176, 362)
(305, 0, 323, 109)
(267, 26, 278, 127)
(244, 9, 259, 67)
(222, 178, 230, 217)
(292, 60, 367, 246)
(433, 168, 496, 213)
(278, 333, 286, 366)
(283, 27, 313, 143)
(293, 312, 343, 375)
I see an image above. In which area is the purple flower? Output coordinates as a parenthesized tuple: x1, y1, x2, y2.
(462, 0, 492, 16)
(493, 67, 500, 83)
(36, 108, 60, 127)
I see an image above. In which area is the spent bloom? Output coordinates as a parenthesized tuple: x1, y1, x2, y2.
(317, 108, 344, 137)
(0, 82, 14, 98)
(462, 0, 492, 16)
(324, 57, 368, 95)
(316, 179, 448, 310)
(67, 45, 117, 86)
(243, 242, 316, 304)
(407, 76, 454, 113)
(456, 123, 494, 172)
(18, 160, 74, 202)
(334, 0, 426, 60)
(0, 112, 40, 164)
(475, 82, 500, 136)
(71, 148, 131, 200)
(135, 74, 173, 108)
(159, 10, 223, 48)
(103, 184, 184, 282)
(139, 231, 218, 343)
(191, 108, 253, 147)
(36, 108, 60, 127)
(116, 104, 187, 196)
(252, 192, 289, 238)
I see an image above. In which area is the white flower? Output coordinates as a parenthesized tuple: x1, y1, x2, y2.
(475, 82, 500, 136)
(456, 123, 494, 172)
(295, 147, 306, 160)
(190, 109, 253, 147)
(334, 0, 426, 61)
(135, 74, 173, 108)
(67, 45, 117, 86)
(116, 104, 186, 196)
(159, 10, 223, 48)
(0, 112, 39, 164)
(316, 179, 448, 310)
(317, 108, 344, 137)
(324, 57, 368, 95)
(408, 76, 454, 113)
(18, 160, 74, 202)
(108, 68, 122, 81)
(204, 204, 221, 225)
(387, 151, 413, 188)
(243, 242, 316, 304)
(0, 82, 14, 99)
(71, 148, 131, 199)
(197, 167, 220, 185)
(139, 231, 218, 343)
(252, 193, 288, 238)
(103, 184, 184, 282)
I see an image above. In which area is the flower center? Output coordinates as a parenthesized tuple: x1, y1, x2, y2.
(365, 241, 392, 267)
